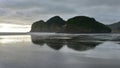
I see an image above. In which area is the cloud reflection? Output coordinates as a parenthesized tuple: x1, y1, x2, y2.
(0, 35, 31, 44)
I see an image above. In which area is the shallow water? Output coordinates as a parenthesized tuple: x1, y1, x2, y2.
(0, 33, 120, 68)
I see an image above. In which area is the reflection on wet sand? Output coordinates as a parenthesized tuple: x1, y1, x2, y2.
(0, 34, 119, 68)
(31, 35, 101, 51)
(0, 35, 30, 44)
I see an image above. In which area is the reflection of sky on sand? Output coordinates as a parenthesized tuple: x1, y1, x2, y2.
(71, 41, 120, 59)
(30, 34, 120, 59)
(0, 34, 119, 68)
(0, 35, 31, 44)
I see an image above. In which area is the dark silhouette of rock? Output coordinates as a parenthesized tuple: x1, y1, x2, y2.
(46, 16, 66, 25)
(108, 22, 120, 33)
(31, 20, 49, 32)
(46, 16, 66, 32)
(31, 16, 66, 32)
(31, 16, 111, 33)
(66, 16, 111, 33)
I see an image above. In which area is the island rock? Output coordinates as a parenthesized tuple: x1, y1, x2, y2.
(65, 16, 111, 33)
(31, 16, 111, 33)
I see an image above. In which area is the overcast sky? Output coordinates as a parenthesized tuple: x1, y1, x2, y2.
(0, 0, 120, 25)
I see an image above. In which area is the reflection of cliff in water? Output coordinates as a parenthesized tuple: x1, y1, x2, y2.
(31, 35, 101, 51)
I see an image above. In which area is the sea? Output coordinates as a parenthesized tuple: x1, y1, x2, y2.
(0, 32, 120, 68)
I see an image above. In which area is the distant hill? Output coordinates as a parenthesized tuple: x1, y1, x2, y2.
(108, 22, 120, 33)
(30, 16, 111, 33)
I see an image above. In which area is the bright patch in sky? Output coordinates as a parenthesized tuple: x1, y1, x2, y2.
(0, 23, 30, 32)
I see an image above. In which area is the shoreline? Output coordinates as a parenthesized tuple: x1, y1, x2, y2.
(0, 32, 119, 35)
(0, 32, 28, 35)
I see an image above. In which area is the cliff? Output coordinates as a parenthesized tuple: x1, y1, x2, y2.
(66, 16, 111, 33)
(31, 16, 66, 32)
(30, 16, 111, 33)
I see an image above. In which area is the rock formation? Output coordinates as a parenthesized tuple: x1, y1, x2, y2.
(31, 16, 111, 33)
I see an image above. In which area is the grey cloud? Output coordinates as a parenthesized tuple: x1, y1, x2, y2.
(0, 0, 77, 14)
(0, 0, 43, 9)
(0, 9, 8, 16)
(0, 0, 120, 24)
(86, 0, 120, 6)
